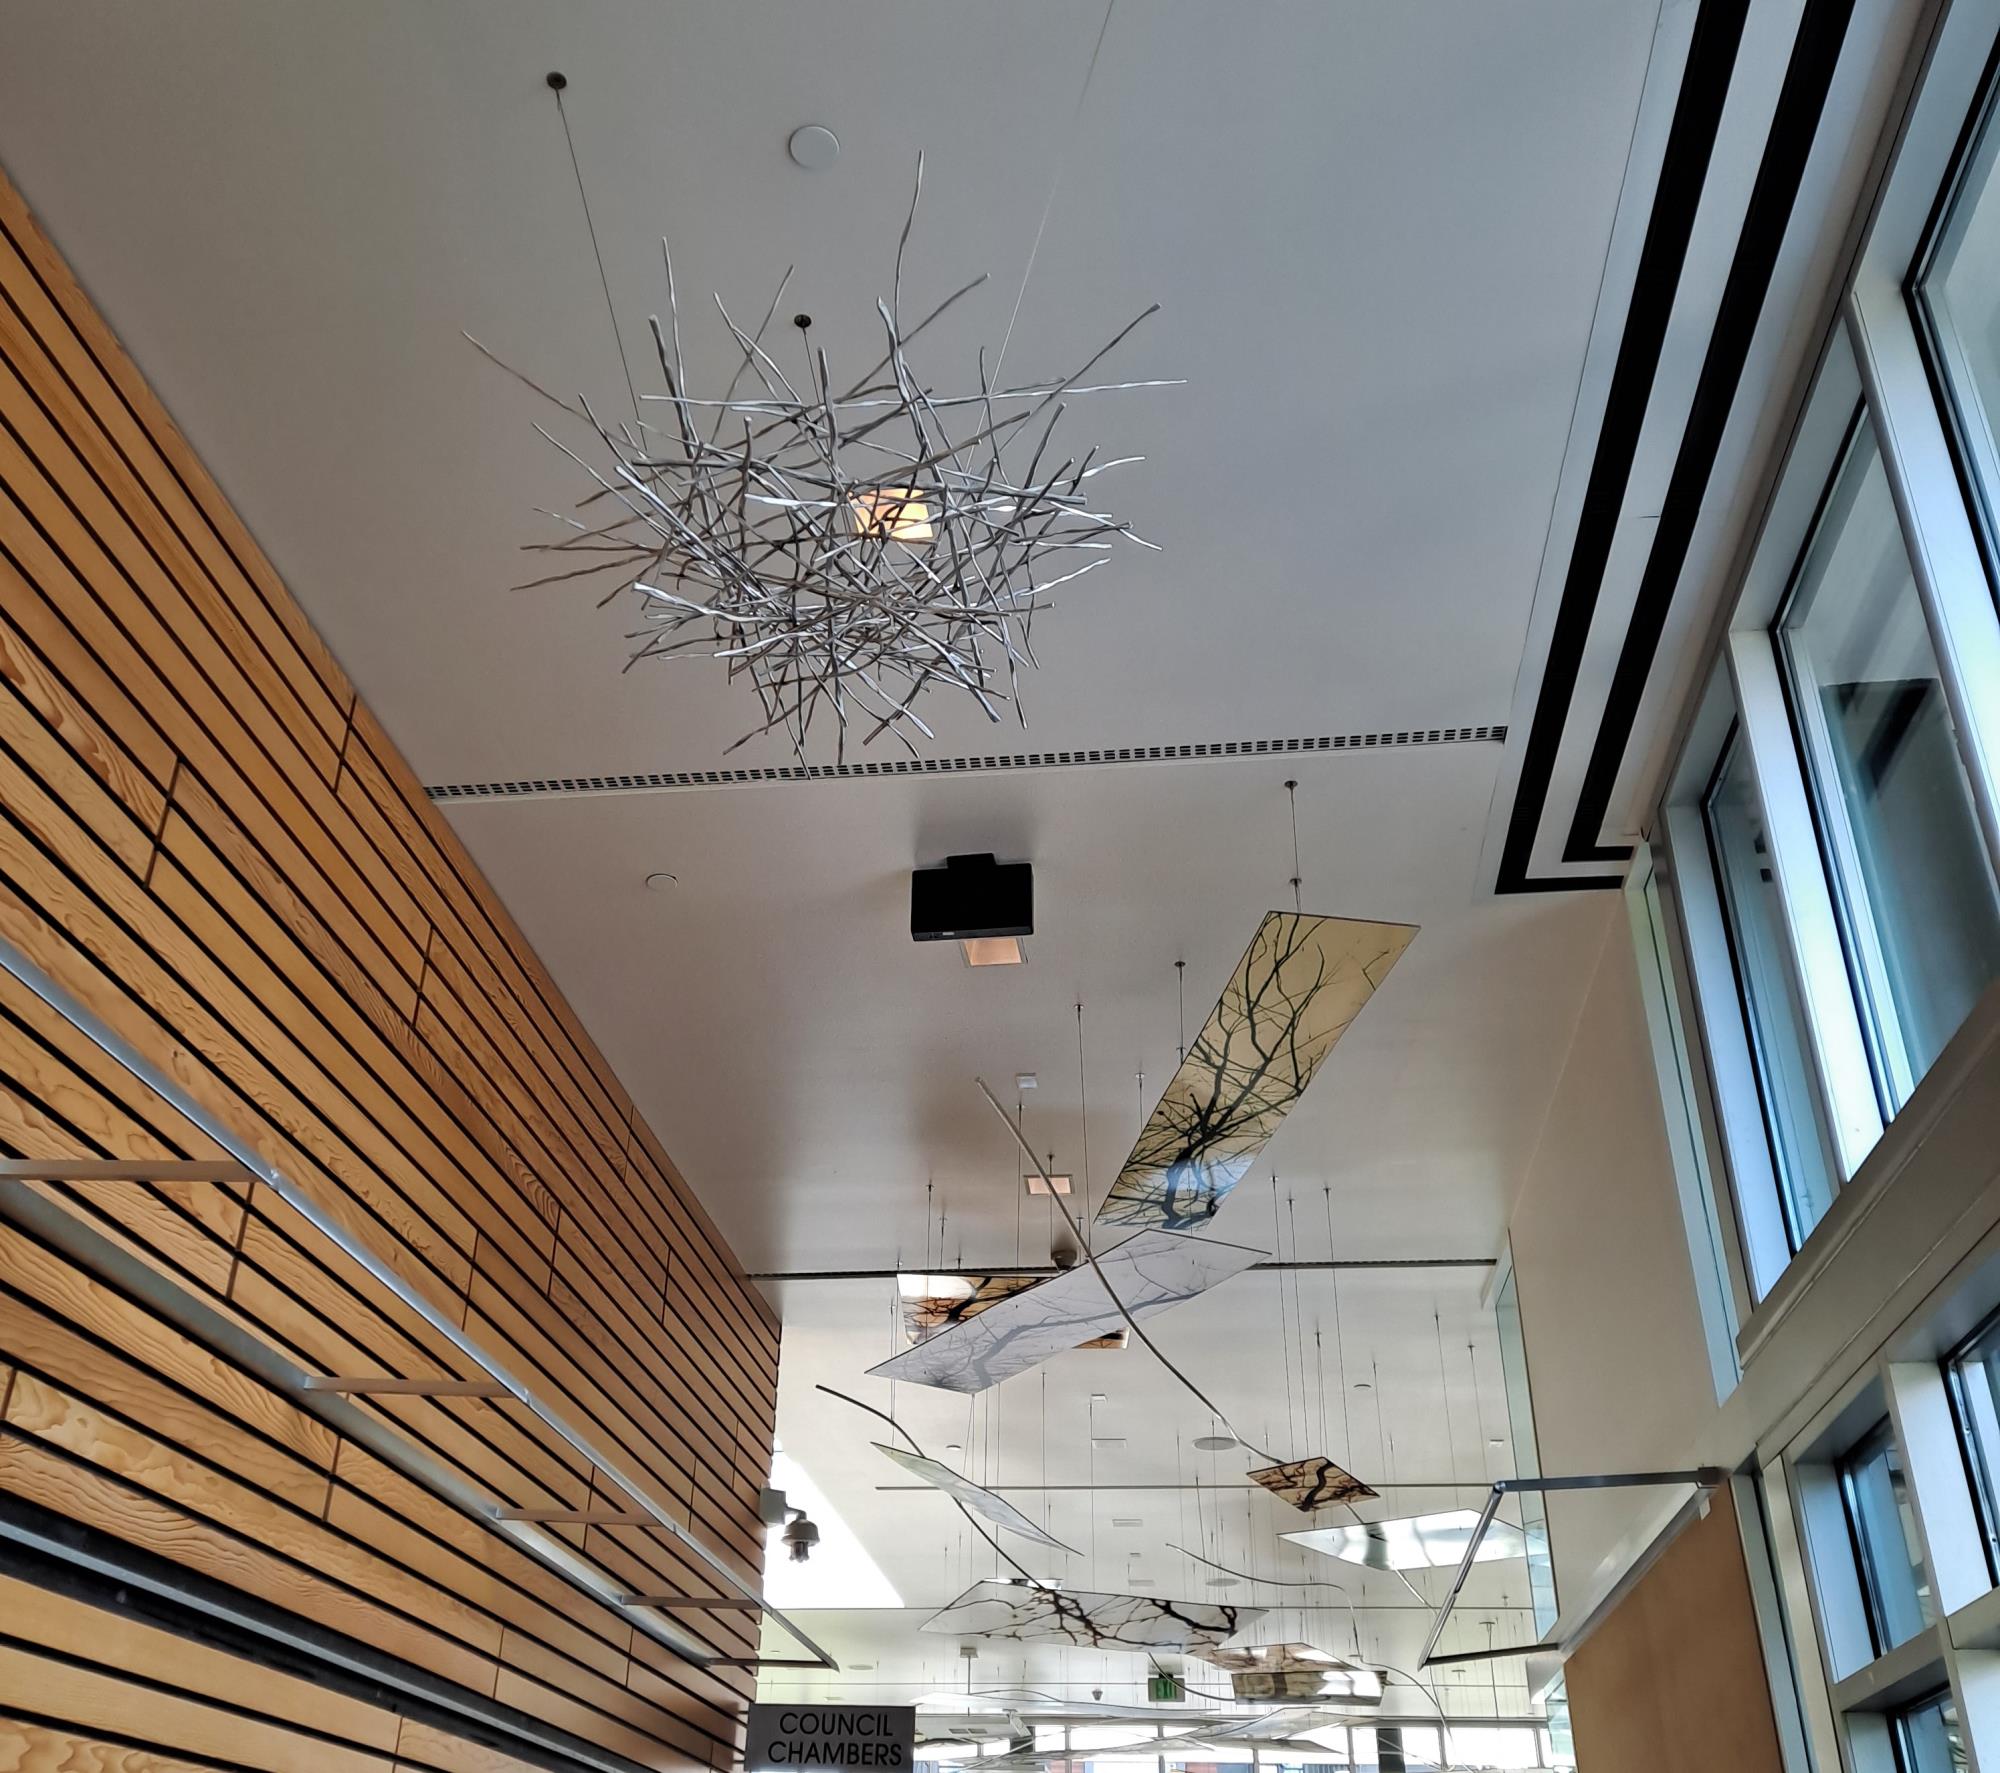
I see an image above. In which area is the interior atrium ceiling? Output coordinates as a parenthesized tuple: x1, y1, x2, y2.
(0, 0, 1670, 1729)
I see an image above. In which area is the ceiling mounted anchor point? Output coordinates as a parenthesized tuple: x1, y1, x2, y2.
(545, 70, 567, 91)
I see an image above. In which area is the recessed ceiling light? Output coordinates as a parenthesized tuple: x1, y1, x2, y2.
(1089, 1393, 1108, 1403)
(1192, 1434, 1237, 1452)
(1352, 1381, 1373, 1391)
(643, 871, 677, 891)
(1091, 1436, 1126, 1447)
(1016, 1073, 1038, 1090)
(1111, 1517, 1144, 1527)
(1488, 1436, 1506, 1449)
(961, 936, 1025, 967)
(787, 123, 841, 171)
(1204, 1575, 1239, 1589)
(945, 1443, 964, 1455)
(1025, 1173, 1072, 1196)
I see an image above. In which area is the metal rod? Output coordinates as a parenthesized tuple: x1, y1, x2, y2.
(495, 1508, 656, 1527)
(1422, 1640, 1559, 1667)
(1417, 1468, 1727, 1669)
(1496, 1469, 1725, 1495)
(621, 1596, 764, 1611)
(707, 1658, 825, 1669)
(749, 1257, 1495, 1281)
(0, 1159, 257, 1184)
(303, 1376, 513, 1398)
(0, 934, 838, 1673)
(876, 1480, 1483, 1494)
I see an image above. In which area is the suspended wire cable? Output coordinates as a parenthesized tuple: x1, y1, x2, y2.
(1175, 959, 1186, 1063)
(1075, 1002, 1093, 1226)
(1285, 778, 1303, 914)
(547, 76, 642, 434)
(992, 0, 1119, 384)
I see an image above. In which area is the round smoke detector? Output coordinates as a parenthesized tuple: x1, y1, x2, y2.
(788, 124, 840, 171)
(1193, 1434, 1237, 1452)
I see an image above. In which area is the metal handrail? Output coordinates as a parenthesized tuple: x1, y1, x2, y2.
(0, 934, 835, 1672)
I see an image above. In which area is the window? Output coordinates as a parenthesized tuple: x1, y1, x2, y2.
(1775, 414, 2000, 1108)
(1918, 66, 2000, 579)
(1947, 1306, 2000, 1577)
(1892, 1691, 1966, 1773)
(1838, 1419, 1935, 1653)
(1703, 730, 1841, 1246)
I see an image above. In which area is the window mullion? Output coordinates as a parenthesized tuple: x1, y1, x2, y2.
(1726, 631, 1887, 1177)
(1845, 283, 2000, 884)
(1660, 802, 1793, 1299)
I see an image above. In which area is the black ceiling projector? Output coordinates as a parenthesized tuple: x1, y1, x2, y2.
(910, 853, 1034, 942)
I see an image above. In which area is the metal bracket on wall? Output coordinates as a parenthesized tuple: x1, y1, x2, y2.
(0, 934, 837, 1674)
(1418, 1467, 1728, 1670)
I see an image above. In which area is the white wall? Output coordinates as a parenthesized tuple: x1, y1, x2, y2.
(1503, 896, 1722, 1617)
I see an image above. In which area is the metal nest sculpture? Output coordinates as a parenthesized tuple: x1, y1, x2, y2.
(486, 155, 1168, 762)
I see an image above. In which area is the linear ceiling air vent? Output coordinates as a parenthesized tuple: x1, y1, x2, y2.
(426, 723, 1506, 803)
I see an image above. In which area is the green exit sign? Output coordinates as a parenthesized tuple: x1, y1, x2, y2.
(1146, 1673, 1182, 1703)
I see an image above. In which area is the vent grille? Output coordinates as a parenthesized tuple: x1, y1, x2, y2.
(426, 723, 1506, 803)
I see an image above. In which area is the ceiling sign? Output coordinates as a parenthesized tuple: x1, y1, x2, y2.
(1094, 913, 1416, 1234)
(867, 1229, 1263, 1393)
(873, 1443, 1078, 1553)
(746, 1706, 916, 1772)
(923, 1578, 1265, 1650)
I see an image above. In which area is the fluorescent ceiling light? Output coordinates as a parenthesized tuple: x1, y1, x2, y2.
(1282, 1508, 1528, 1572)
(1026, 1172, 1071, 1196)
(962, 936, 1024, 967)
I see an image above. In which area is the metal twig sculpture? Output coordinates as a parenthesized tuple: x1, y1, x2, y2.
(483, 155, 1168, 761)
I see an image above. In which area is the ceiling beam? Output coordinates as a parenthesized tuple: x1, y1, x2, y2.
(750, 1257, 1494, 1281)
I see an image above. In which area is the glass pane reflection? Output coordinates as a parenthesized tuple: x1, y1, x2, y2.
(1777, 419, 2000, 1104)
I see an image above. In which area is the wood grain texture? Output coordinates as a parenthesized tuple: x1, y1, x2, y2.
(1564, 1486, 1785, 1773)
(0, 155, 773, 1771)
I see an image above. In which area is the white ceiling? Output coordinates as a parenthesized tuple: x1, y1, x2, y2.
(0, 0, 1661, 1714)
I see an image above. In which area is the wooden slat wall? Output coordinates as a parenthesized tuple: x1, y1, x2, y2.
(0, 160, 779, 1772)
(0, 1571, 577, 1773)
(1564, 1485, 1786, 1773)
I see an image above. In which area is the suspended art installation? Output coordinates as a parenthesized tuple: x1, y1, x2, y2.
(1191, 1644, 1385, 1706)
(872, 1443, 1078, 1555)
(491, 156, 1168, 762)
(1095, 913, 1417, 1234)
(868, 1229, 1263, 1394)
(1246, 1454, 1377, 1512)
(1283, 1508, 1528, 1572)
(899, 1271, 1125, 1354)
(924, 1577, 1264, 1651)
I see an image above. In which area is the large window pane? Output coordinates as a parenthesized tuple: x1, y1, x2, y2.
(1776, 418, 2000, 1106)
(1703, 733, 1840, 1246)
(1919, 69, 2000, 578)
(1838, 1418, 1934, 1654)
(1948, 1306, 2000, 1581)
(1892, 1691, 1966, 1773)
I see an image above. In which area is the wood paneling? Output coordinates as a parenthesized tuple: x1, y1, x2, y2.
(0, 1576, 560, 1773)
(1564, 1485, 1786, 1773)
(0, 158, 777, 1772)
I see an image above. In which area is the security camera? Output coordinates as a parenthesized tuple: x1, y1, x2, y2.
(782, 1510, 820, 1564)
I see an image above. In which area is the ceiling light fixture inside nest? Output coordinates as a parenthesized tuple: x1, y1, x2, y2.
(489, 153, 1171, 763)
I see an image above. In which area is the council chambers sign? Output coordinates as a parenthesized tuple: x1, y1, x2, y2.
(745, 1704, 916, 1770)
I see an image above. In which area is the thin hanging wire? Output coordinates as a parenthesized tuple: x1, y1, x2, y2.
(1075, 1002, 1093, 1227)
(1434, 1303, 1462, 1485)
(993, 0, 1119, 383)
(1175, 958, 1187, 1063)
(1285, 778, 1303, 914)
(548, 78, 642, 434)
(1273, 1176, 1295, 1450)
